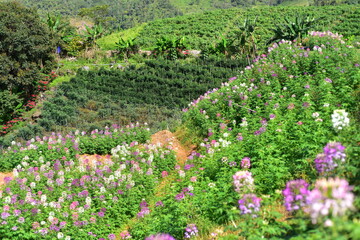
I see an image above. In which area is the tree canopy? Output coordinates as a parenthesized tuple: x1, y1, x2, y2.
(0, 2, 55, 123)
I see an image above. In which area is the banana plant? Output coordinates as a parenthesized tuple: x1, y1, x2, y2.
(153, 36, 187, 60)
(83, 24, 104, 47)
(115, 37, 139, 59)
(209, 34, 235, 56)
(267, 14, 319, 45)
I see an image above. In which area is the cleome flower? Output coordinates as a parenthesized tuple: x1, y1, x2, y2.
(233, 170, 255, 193)
(282, 179, 310, 212)
(306, 178, 354, 224)
(331, 109, 350, 131)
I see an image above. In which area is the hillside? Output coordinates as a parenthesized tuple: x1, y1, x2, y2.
(0, 0, 262, 30)
(0, 30, 359, 239)
(1, 3, 360, 239)
(98, 5, 360, 50)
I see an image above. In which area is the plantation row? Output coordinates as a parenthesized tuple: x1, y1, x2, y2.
(133, 5, 360, 50)
(35, 58, 245, 136)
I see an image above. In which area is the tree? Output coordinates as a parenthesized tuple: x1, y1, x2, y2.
(0, 2, 55, 123)
(78, 5, 115, 26)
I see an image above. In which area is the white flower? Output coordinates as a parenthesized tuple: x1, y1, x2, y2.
(13, 169, 19, 178)
(331, 109, 350, 130)
(41, 195, 47, 203)
(57, 232, 64, 239)
(85, 197, 92, 206)
(312, 112, 320, 118)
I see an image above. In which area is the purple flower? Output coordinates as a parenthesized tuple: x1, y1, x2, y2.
(238, 194, 261, 217)
(283, 179, 310, 212)
(314, 142, 346, 174)
(1, 212, 11, 219)
(108, 234, 116, 240)
(325, 78, 332, 83)
(307, 178, 354, 224)
(233, 171, 254, 193)
(98, 212, 105, 217)
(175, 192, 185, 201)
(145, 233, 175, 240)
(17, 217, 25, 223)
(241, 157, 251, 169)
(155, 201, 164, 207)
(12, 226, 18, 231)
(184, 224, 198, 239)
(40, 228, 48, 235)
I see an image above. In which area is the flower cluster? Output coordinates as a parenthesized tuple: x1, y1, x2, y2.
(0, 132, 174, 239)
(331, 109, 350, 131)
(282, 179, 310, 212)
(233, 171, 254, 193)
(145, 233, 175, 240)
(184, 224, 198, 239)
(119, 230, 132, 239)
(241, 157, 251, 169)
(314, 142, 346, 174)
(238, 194, 261, 217)
(307, 178, 354, 224)
(137, 200, 150, 218)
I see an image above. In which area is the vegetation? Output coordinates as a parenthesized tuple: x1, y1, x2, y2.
(133, 5, 360, 50)
(0, 2, 360, 239)
(0, 2, 55, 124)
(0, 31, 359, 239)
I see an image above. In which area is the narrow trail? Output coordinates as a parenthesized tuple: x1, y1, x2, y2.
(117, 130, 195, 238)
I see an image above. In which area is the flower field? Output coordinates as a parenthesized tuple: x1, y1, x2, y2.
(0, 31, 359, 239)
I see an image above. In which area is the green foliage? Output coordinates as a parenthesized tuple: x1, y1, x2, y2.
(34, 58, 245, 135)
(115, 37, 139, 59)
(0, 2, 55, 124)
(153, 36, 188, 60)
(82, 24, 104, 47)
(267, 14, 319, 44)
(78, 5, 114, 25)
(183, 33, 360, 193)
(0, 91, 23, 123)
(136, 6, 360, 50)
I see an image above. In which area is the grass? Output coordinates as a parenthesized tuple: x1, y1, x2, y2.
(97, 23, 147, 50)
(48, 75, 72, 88)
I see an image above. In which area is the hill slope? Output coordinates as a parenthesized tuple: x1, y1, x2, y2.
(98, 5, 360, 50)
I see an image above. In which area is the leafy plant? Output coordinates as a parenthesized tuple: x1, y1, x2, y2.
(82, 24, 104, 47)
(267, 14, 319, 44)
(153, 36, 188, 60)
(115, 37, 139, 59)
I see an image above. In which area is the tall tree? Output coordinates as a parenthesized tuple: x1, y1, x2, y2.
(0, 2, 55, 123)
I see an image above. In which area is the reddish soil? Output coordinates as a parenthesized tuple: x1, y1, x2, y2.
(150, 130, 193, 165)
(0, 172, 13, 186)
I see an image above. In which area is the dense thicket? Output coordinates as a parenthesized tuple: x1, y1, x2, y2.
(0, 2, 54, 123)
(2, 0, 183, 29)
